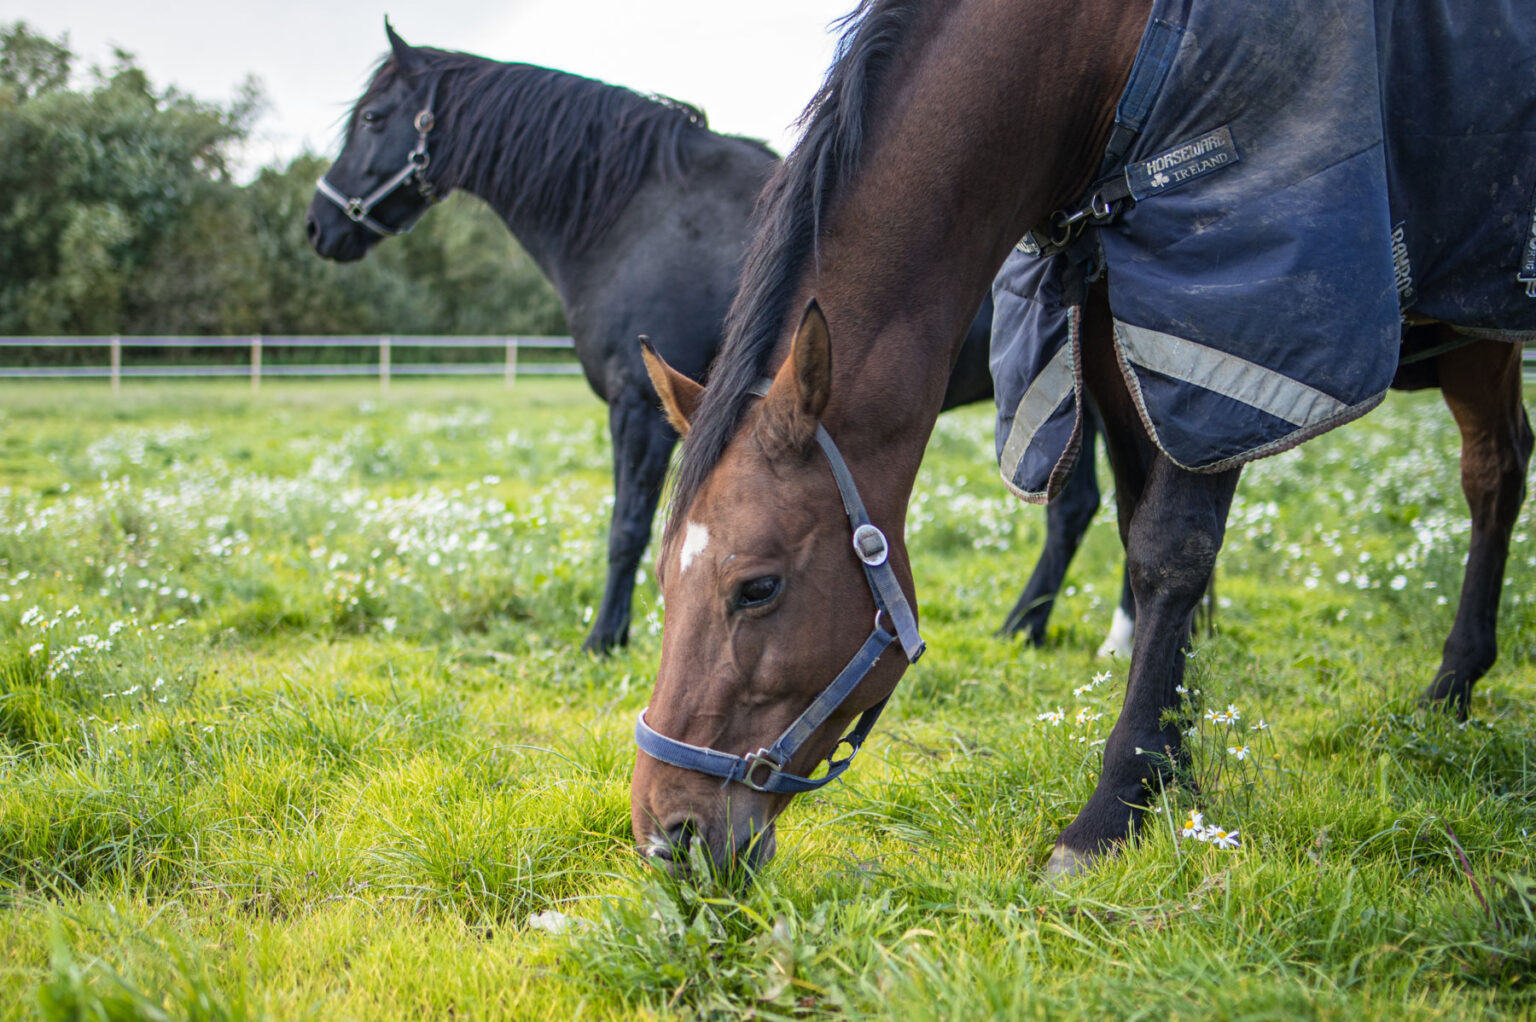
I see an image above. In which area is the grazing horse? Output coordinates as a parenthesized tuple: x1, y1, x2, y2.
(632, 0, 1533, 876)
(304, 23, 1120, 654)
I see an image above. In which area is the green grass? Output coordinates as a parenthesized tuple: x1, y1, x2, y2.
(1, 378, 1534, 1019)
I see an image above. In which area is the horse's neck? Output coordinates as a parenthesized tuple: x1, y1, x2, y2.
(804, 0, 1149, 518)
(428, 86, 582, 301)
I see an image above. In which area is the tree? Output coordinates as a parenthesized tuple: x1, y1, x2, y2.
(0, 22, 71, 101)
(0, 22, 564, 349)
(0, 29, 259, 335)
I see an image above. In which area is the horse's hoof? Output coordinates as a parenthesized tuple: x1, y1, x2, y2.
(1045, 844, 1095, 879)
(581, 634, 619, 656)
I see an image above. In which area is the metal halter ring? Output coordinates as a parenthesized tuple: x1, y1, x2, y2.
(852, 523, 889, 566)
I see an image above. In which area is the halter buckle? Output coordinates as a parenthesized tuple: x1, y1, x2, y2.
(852, 523, 889, 566)
(741, 749, 783, 792)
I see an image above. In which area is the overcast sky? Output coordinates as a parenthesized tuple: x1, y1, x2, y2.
(11, 0, 858, 177)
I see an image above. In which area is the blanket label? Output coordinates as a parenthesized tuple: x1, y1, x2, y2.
(1126, 125, 1239, 201)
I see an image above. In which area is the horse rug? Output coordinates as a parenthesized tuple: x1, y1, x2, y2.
(992, 0, 1536, 502)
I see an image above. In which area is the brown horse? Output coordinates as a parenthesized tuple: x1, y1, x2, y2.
(632, 0, 1533, 875)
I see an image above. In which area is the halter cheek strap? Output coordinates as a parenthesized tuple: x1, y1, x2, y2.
(634, 379, 925, 794)
(316, 79, 442, 237)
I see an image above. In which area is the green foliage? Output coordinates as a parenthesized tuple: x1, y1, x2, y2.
(0, 380, 1533, 1019)
(0, 23, 71, 101)
(0, 23, 564, 346)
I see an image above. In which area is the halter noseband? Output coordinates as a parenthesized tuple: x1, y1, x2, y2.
(635, 380, 926, 795)
(316, 79, 441, 237)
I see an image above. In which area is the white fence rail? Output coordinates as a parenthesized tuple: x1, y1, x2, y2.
(0, 336, 1531, 390)
(0, 335, 580, 390)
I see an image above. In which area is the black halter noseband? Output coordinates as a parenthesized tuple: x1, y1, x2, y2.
(316, 79, 442, 237)
(634, 380, 926, 794)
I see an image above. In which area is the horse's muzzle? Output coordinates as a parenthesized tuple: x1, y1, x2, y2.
(639, 816, 777, 879)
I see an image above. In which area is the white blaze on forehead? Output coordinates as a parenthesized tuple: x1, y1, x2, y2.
(678, 521, 711, 576)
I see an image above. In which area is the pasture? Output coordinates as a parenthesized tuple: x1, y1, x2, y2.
(1, 377, 1534, 1019)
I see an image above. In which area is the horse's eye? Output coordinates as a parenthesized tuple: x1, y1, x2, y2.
(736, 576, 781, 610)
(360, 110, 381, 125)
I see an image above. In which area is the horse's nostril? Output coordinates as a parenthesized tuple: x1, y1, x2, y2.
(665, 818, 698, 850)
(305, 215, 319, 243)
(640, 818, 698, 863)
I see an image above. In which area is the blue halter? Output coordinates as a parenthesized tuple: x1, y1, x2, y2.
(634, 381, 925, 794)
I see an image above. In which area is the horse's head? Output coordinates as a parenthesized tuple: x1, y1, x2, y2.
(631, 302, 922, 877)
(306, 22, 444, 262)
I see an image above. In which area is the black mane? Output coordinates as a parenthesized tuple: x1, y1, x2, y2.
(664, 0, 929, 537)
(357, 48, 761, 252)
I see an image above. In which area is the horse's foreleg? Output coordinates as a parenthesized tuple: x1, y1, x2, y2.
(1423, 338, 1532, 717)
(1048, 288, 1238, 874)
(583, 393, 676, 654)
(1049, 456, 1239, 875)
(996, 411, 1102, 643)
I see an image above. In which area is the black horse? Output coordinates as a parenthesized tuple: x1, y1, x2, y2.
(305, 24, 1125, 653)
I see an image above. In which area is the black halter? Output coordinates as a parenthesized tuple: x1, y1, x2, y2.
(635, 380, 925, 794)
(316, 80, 441, 237)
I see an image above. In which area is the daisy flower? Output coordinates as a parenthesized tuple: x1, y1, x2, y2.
(1037, 708, 1064, 726)
(1181, 812, 1206, 840)
(1207, 827, 1241, 850)
(1204, 703, 1242, 725)
(1228, 745, 1251, 760)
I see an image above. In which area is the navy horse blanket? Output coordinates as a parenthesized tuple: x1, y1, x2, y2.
(993, 0, 1536, 502)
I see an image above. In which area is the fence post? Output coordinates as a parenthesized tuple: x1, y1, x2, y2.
(109, 335, 121, 394)
(251, 335, 262, 390)
(380, 336, 391, 391)
(505, 337, 518, 389)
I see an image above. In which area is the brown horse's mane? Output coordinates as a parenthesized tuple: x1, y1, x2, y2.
(663, 0, 936, 540)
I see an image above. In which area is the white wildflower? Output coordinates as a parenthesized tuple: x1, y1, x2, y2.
(1207, 827, 1241, 850)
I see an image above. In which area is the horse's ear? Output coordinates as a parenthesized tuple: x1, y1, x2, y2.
(759, 299, 832, 455)
(640, 337, 704, 437)
(385, 19, 419, 73)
